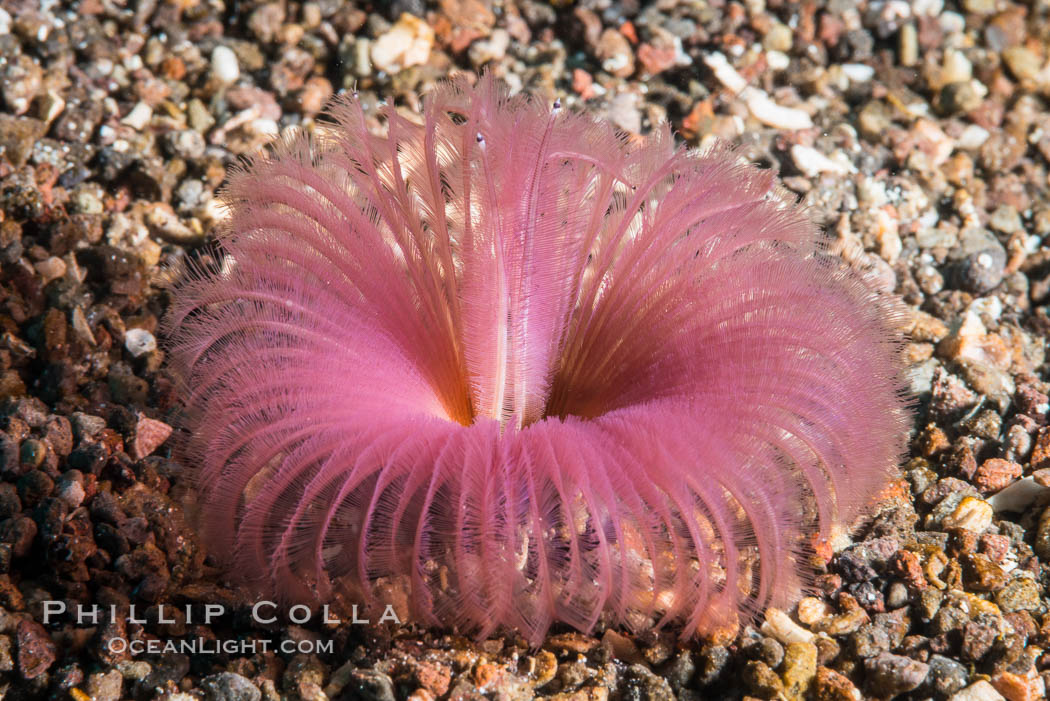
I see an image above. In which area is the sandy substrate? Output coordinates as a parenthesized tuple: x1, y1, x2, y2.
(2, 0, 1050, 699)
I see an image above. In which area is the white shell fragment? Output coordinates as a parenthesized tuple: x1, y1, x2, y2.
(124, 328, 157, 358)
(761, 607, 816, 644)
(703, 52, 813, 130)
(988, 477, 1049, 513)
(742, 87, 814, 130)
(703, 52, 748, 94)
(791, 144, 854, 177)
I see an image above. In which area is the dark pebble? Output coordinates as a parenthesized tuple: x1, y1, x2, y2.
(0, 515, 37, 557)
(16, 619, 56, 680)
(0, 433, 17, 475)
(199, 671, 261, 701)
(70, 412, 106, 442)
(961, 616, 998, 662)
(16, 469, 53, 506)
(620, 664, 676, 701)
(951, 248, 1006, 294)
(850, 624, 892, 659)
(863, 652, 929, 696)
(342, 669, 397, 701)
(43, 415, 72, 457)
(0, 483, 19, 519)
(697, 644, 728, 686)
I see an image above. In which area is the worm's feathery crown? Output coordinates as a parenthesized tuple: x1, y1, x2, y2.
(165, 76, 909, 644)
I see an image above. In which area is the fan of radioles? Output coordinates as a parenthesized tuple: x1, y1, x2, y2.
(165, 76, 909, 644)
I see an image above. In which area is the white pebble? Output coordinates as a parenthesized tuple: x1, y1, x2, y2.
(469, 28, 509, 65)
(841, 63, 875, 82)
(912, 0, 944, 15)
(940, 48, 973, 84)
(761, 607, 816, 644)
(765, 50, 790, 71)
(607, 92, 641, 134)
(703, 52, 748, 94)
(370, 13, 434, 74)
(939, 11, 966, 35)
(743, 87, 813, 130)
(211, 45, 240, 84)
(124, 328, 157, 358)
(969, 296, 1002, 322)
(955, 124, 990, 150)
(791, 144, 851, 177)
(251, 118, 280, 136)
(120, 101, 153, 130)
(0, 8, 11, 35)
(948, 680, 1005, 701)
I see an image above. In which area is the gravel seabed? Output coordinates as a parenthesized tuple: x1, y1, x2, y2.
(2, 0, 1050, 699)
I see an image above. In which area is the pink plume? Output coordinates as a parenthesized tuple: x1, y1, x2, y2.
(164, 76, 910, 644)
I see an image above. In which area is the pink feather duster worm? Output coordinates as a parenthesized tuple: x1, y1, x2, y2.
(165, 76, 909, 644)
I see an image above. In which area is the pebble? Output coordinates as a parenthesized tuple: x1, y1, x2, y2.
(210, 46, 241, 84)
(939, 81, 982, 115)
(703, 52, 748, 94)
(926, 654, 969, 697)
(797, 597, 833, 625)
(974, 459, 1023, 494)
(370, 13, 434, 74)
(961, 553, 1006, 592)
(342, 669, 396, 701)
(1033, 505, 1050, 558)
(744, 660, 784, 698)
(941, 496, 993, 533)
(34, 256, 67, 285)
(596, 29, 634, 79)
(996, 576, 1041, 613)
(120, 102, 152, 130)
(956, 125, 990, 150)
(1003, 47, 1041, 83)
(864, 652, 929, 696)
(780, 642, 817, 700)
(899, 23, 918, 67)
(164, 130, 206, 160)
(841, 64, 875, 82)
(187, 99, 215, 133)
(145, 203, 199, 242)
(1, 55, 43, 116)
(86, 670, 124, 701)
(200, 672, 261, 701)
(953, 248, 1006, 294)
(124, 328, 157, 358)
(742, 87, 813, 130)
(813, 607, 869, 636)
(991, 671, 1040, 701)
(762, 608, 816, 644)
(131, 416, 172, 460)
(791, 144, 852, 177)
(812, 666, 860, 701)
(71, 412, 106, 441)
(469, 28, 509, 66)
(606, 92, 641, 135)
(949, 680, 1006, 701)
(16, 619, 56, 680)
(763, 23, 793, 52)
(55, 473, 86, 509)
